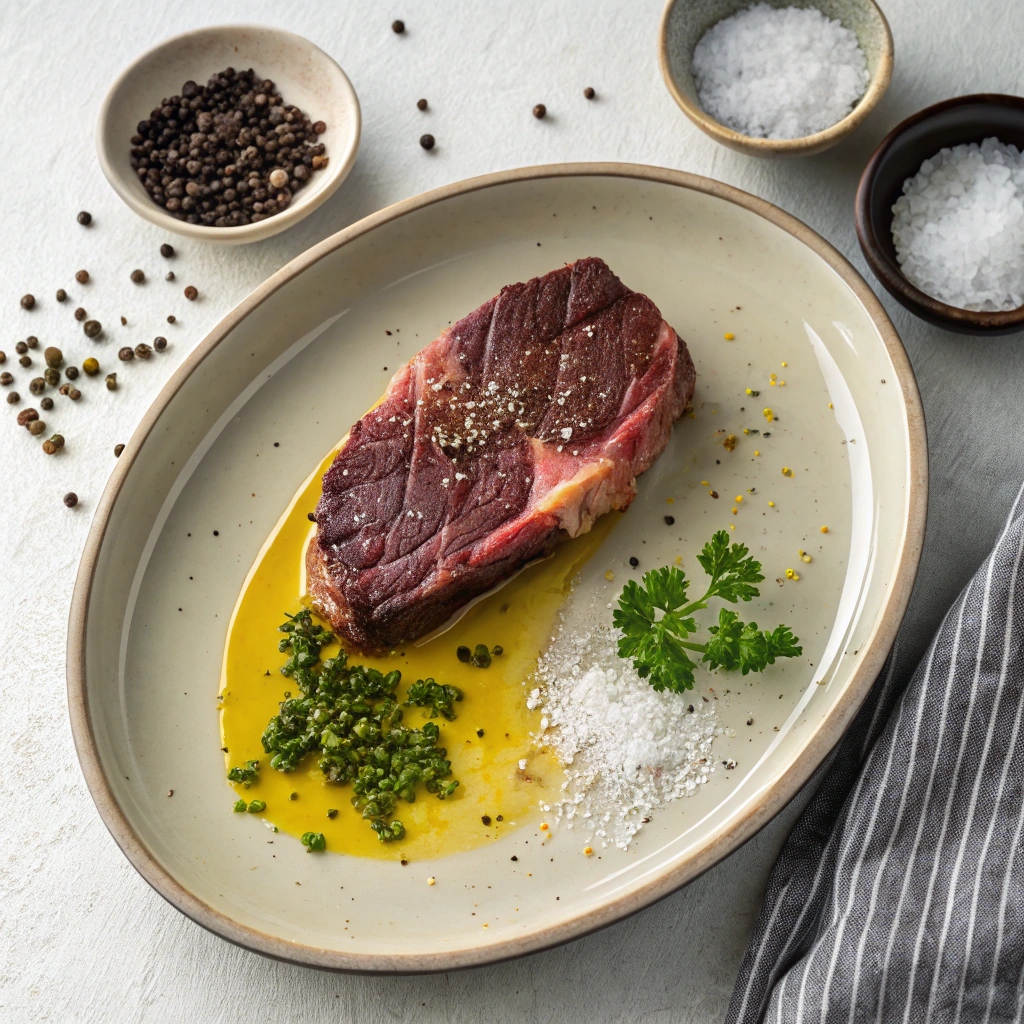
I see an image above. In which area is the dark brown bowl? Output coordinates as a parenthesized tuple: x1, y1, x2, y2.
(855, 93, 1024, 335)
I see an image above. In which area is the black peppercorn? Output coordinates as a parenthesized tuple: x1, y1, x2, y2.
(664, 515, 675, 525)
(0, 372, 12, 386)
(165, 271, 175, 281)
(6, 392, 19, 404)
(584, 87, 596, 99)
(67, 387, 81, 401)
(118, 347, 134, 361)
(114, 443, 125, 456)
(135, 343, 152, 360)
(43, 369, 60, 387)
(456, 645, 471, 663)
(40, 396, 53, 410)
(419, 134, 435, 150)
(77, 211, 92, 226)
(64, 492, 79, 507)
(74, 307, 87, 321)
(84, 320, 102, 339)
(130, 269, 145, 284)
(184, 285, 198, 301)
(55, 289, 67, 302)
(160, 243, 174, 258)
(153, 336, 167, 352)
(15, 341, 27, 355)
(65, 366, 79, 381)
(307, 511, 316, 522)
(75, 270, 89, 284)
(19, 355, 31, 368)
(533, 104, 547, 119)
(417, 98, 428, 111)
(392, 19, 405, 32)
(167, 315, 176, 324)
(20, 294, 35, 310)
(105, 373, 118, 391)
(26, 336, 38, 349)
(629, 556, 639, 567)
(120, 316, 127, 326)
(0, 351, 5, 364)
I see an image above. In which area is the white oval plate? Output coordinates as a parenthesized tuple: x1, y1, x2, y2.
(68, 164, 926, 971)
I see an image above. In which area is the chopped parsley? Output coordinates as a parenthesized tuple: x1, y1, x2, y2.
(613, 530, 801, 693)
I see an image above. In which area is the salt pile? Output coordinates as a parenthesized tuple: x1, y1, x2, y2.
(529, 624, 717, 849)
(892, 137, 1024, 312)
(691, 3, 868, 140)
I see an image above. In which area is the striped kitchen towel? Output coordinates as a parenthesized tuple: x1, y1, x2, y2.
(728, 483, 1024, 1024)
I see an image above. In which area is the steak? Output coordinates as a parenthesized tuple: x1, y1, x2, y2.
(307, 258, 696, 651)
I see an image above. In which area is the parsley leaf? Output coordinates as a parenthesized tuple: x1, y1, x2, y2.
(614, 531, 801, 691)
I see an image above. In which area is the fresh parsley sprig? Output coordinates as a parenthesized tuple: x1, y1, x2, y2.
(613, 531, 801, 693)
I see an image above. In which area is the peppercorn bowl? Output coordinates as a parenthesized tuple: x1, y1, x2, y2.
(96, 25, 361, 244)
(658, 0, 893, 158)
(855, 94, 1024, 335)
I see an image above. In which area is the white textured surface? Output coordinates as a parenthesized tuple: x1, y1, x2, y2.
(2, 1, 1022, 1021)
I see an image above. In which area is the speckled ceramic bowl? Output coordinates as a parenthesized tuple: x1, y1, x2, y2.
(97, 24, 361, 244)
(659, 0, 893, 157)
(68, 164, 925, 971)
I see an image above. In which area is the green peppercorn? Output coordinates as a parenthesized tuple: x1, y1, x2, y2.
(43, 369, 60, 386)
(326, 808, 338, 819)
(471, 643, 492, 668)
(84, 320, 102, 339)
(29, 377, 45, 394)
(64, 366, 79, 381)
(44, 346, 62, 368)
(105, 373, 117, 391)
(82, 357, 99, 376)
(247, 799, 267, 813)
(492, 645, 504, 657)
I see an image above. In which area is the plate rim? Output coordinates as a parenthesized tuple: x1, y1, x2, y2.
(66, 161, 928, 972)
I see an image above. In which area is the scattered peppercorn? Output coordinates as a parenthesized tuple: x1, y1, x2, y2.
(55, 289, 67, 302)
(28, 419, 45, 435)
(166, 315, 176, 324)
(135, 343, 153, 360)
(184, 286, 198, 301)
(118, 347, 134, 361)
(472, 643, 492, 668)
(44, 346, 63, 368)
(16, 408, 38, 426)
(153, 336, 168, 352)
(114, 443, 125, 456)
(664, 515, 675, 525)
(43, 369, 60, 386)
(131, 68, 330, 227)
(105, 373, 118, 391)
(75, 270, 89, 284)
(160, 243, 175, 258)
(77, 211, 92, 226)
(64, 492, 79, 507)
(120, 316, 127, 325)
(307, 511, 316, 522)
(629, 556, 640, 567)
(6, 392, 18, 404)
(15, 341, 27, 355)
(492, 645, 503, 657)
(40, 396, 52, 410)
(74, 307, 87, 321)
(481, 815, 491, 826)
(19, 355, 31, 368)
(417, 98, 428, 111)
(533, 103, 547, 119)
(392, 19, 405, 32)
(0, 352, 4, 364)
(26, 336, 38, 349)
(20, 294, 35, 310)
(166, 271, 175, 281)
(326, 808, 338, 819)
(65, 366, 79, 380)
(42, 433, 64, 454)
(83, 320, 102, 338)
(457, 645, 471, 663)
(67, 387, 81, 401)
(58, 383, 70, 396)
(584, 86, 596, 99)
(82, 357, 99, 376)
(420, 134, 435, 150)
(0, 373, 11, 386)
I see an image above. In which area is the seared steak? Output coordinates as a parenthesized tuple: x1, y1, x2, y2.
(307, 258, 696, 651)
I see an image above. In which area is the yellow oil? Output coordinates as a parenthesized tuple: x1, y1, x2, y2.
(220, 448, 617, 860)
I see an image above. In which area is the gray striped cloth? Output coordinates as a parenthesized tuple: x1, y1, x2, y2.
(728, 483, 1024, 1024)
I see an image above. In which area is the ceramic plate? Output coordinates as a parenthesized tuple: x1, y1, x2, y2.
(68, 164, 926, 971)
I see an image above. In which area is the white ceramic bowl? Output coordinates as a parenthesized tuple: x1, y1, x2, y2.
(96, 25, 361, 245)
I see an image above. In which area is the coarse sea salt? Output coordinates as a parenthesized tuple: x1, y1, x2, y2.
(529, 623, 717, 849)
(692, 3, 868, 140)
(892, 137, 1024, 312)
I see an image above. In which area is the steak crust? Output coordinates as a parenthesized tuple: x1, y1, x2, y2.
(307, 258, 696, 651)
